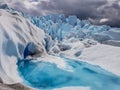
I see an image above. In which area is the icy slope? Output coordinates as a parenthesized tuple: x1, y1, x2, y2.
(0, 9, 46, 84)
(79, 44, 120, 76)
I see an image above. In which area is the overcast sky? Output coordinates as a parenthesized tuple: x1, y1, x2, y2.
(0, 0, 120, 27)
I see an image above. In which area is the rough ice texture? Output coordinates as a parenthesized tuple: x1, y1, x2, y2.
(27, 14, 120, 47)
(26, 14, 120, 76)
(0, 8, 120, 90)
(0, 9, 46, 84)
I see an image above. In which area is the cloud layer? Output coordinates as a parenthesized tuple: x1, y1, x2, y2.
(0, 0, 120, 27)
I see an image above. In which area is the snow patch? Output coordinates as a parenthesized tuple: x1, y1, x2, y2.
(79, 44, 120, 76)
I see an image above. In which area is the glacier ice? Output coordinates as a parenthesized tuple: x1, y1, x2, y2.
(27, 14, 120, 47)
(25, 13, 120, 59)
(0, 9, 46, 84)
(33, 14, 120, 90)
(24, 13, 120, 82)
(0, 8, 120, 90)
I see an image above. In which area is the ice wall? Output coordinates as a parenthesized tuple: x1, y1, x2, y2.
(28, 14, 120, 46)
(0, 9, 46, 84)
(27, 14, 111, 41)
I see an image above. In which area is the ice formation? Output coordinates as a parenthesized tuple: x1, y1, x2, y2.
(0, 9, 46, 84)
(27, 14, 120, 47)
(0, 8, 120, 90)
(27, 15, 108, 40)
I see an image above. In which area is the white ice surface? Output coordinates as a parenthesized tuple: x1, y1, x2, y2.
(37, 55, 73, 72)
(56, 39, 120, 76)
(79, 44, 120, 76)
(0, 9, 46, 84)
(54, 86, 90, 90)
(0, 9, 120, 89)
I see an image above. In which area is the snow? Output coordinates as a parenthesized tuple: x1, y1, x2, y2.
(36, 55, 73, 72)
(47, 38, 120, 76)
(0, 8, 120, 90)
(54, 86, 90, 90)
(56, 39, 120, 76)
(26, 13, 120, 77)
(28, 13, 120, 76)
(27, 14, 120, 49)
(59, 38, 85, 57)
(0, 9, 46, 84)
(79, 44, 120, 76)
(18, 51, 120, 90)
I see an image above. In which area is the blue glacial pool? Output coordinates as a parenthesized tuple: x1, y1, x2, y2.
(17, 57, 120, 90)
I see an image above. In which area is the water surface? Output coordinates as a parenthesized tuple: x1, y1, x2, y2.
(18, 57, 120, 90)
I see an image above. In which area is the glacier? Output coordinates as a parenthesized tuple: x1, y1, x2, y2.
(0, 9, 46, 84)
(27, 14, 120, 47)
(27, 14, 110, 40)
(0, 8, 120, 90)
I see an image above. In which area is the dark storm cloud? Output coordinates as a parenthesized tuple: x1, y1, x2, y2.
(35, 0, 106, 17)
(35, 0, 120, 27)
(0, 0, 120, 27)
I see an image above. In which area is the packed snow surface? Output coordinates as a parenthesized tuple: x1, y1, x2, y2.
(79, 44, 120, 76)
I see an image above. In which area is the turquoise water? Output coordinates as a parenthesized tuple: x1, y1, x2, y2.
(18, 57, 120, 90)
